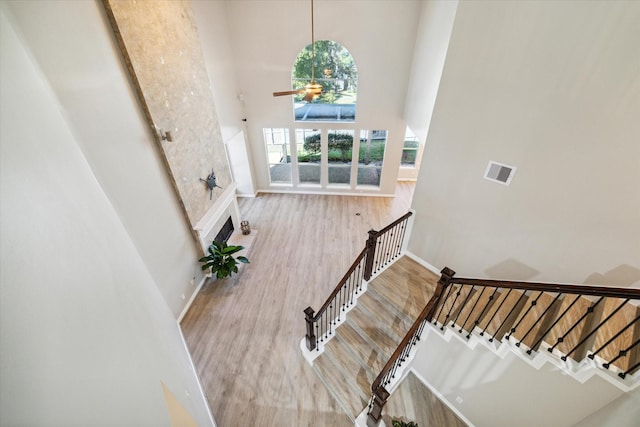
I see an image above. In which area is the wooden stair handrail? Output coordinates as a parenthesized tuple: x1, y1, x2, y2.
(311, 247, 368, 322)
(370, 268, 453, 392)
(305, 212, 414, 354)
(370, 293, 440, 391)
(372, 211, 413, 237)
(309, 211, 414, 323)
(450, 278, 640, 299)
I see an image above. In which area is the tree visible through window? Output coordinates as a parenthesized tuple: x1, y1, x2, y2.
(358, 130, 386, 186)
(292, 40, 357, 122)
(264, 128, 291, 184)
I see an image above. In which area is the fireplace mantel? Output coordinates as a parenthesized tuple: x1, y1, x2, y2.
(193, 182, 240, 251)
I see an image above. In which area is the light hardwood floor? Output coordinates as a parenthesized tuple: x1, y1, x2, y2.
(181, 183, 417, 426)
(383, 373, 467, 427)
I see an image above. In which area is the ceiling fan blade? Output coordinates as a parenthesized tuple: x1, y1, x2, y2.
(273, 90, 305, 97)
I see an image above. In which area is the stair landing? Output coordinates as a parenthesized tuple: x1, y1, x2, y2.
(311, 256, 439, 420)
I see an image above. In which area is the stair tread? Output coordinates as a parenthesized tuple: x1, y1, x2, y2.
(510, 291, 564, 349)
(592, 298, 640, 373)
(357, 290, 414, 342)
(453, 286, 500, 335)
(324, 332, 376, 399)
(314, 349, 369, 420)
(469, 288, 528, 342)
(541, 295, 594, 355)
(348, 305, 402, 357)
(367, 257, 437, 320)
(334, 321, 391, 374)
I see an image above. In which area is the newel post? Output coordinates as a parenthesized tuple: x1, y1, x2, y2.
(366, 386, 390, 427)
(426, 267, 456, 321)
(438, 266, 456, 286)
(304, 306, 316, 351)
(363, 229, 378, 281)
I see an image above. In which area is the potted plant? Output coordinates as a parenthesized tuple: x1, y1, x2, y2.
(199, 240, 249, 280)
(392, 421, 418, 427)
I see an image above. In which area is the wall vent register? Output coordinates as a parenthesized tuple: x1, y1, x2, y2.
(484, 161, 516, 185)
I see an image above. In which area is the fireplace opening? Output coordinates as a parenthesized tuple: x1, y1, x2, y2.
(214, 216, 234, 243)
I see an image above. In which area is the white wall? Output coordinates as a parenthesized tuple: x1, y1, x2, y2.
(403, 0, 458, 146)
(408, 0, 640, 286)
(398, 0, 458, 182)
(410, 329, 625, 427)
(0, 6, 214, 425)
(4, 0, 206, 317)
(223, 0, 422, 195)
(572, 387, 640, 427)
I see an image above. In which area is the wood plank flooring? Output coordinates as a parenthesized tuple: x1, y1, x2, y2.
(312, 256, 440, 420)
(383, 373, 468, 427)
(180, 183, 418, 426)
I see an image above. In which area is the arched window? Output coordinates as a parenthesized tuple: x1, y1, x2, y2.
(292, 40, 357, 122)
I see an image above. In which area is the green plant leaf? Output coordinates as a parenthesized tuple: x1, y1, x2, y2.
(221, 245, 244, 255)
(199, 240, 249, 280)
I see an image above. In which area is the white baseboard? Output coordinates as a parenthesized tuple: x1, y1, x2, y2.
(404, 251, 441, 276)
(256, 189, 395, 198)
(175, 322, 217, 427)
(177, 276, 207, 324)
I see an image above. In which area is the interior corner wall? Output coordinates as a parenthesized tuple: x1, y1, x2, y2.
(403, 0, 458, 146)
(3, 0, 207, 317)
(407, 0, 640, 286)
(0, 6, 214, 425)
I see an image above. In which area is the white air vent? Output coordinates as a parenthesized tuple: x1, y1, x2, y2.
(484, 161, 516, 185)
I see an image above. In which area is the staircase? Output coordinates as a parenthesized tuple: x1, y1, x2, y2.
(308, 261, 640, 424)
(311, 256, 438, 420)
(302, 212, 640, 426)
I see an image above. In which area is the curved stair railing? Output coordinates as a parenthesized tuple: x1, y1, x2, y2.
(366, 267, 640, 426)
(303, 212, 413, 352)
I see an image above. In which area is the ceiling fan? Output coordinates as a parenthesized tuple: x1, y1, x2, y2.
(273, 0, 322, 102)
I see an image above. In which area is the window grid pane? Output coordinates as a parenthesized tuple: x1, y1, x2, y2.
(292, 40, 357, 123)
(402, 136, 419, 166)
(357, 130, 386, 187)
(264, 128, 291, 183)
(295, 129, 321, 184)
(328, 130, 354, 185)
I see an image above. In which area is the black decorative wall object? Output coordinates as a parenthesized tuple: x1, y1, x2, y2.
(200, 169, 222, 200)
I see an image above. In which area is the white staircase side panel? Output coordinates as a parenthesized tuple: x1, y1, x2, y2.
(408, 324, 633, 427)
